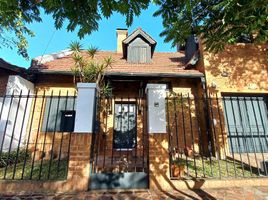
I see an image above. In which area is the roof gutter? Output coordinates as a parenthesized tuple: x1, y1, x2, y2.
(31, 70, 204, 78)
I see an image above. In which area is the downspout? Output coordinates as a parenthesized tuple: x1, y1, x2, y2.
(200, 76, 215, 156)
(196, 36, 215, 157)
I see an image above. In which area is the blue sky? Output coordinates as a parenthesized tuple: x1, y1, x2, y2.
(0, 4, 175, 68)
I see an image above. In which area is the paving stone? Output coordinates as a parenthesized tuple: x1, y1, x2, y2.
(1, 187, 268, 200)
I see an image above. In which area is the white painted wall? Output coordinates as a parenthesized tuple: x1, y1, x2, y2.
(146, 84, 167, 133)
(74, 83, 98, 133)
(0, 75, 35, 152)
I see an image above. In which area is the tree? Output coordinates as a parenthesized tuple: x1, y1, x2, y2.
(153, 0, 268, 52)
(0, 0, 150, 59)
(1, 0, 267, 58)
(0, 0, 41, 59)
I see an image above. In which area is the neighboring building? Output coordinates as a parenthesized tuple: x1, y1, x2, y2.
(0, 58, 26, 95)
(0, 28, 267, 192)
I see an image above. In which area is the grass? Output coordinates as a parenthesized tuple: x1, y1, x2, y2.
(0, 159, 68, 180)
(172, 157, 261, 179)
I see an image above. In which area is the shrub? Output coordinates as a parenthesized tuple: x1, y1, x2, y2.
(0, 149, 31, 168)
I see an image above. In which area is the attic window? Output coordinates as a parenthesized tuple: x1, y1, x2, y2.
(127, 37, 151, 64)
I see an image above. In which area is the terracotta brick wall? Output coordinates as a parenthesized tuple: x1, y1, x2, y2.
(201, 43, 268, 158)
(0, 70, 9, 95)
(203, 44, 268, 95)
(0, 133, 92, 193)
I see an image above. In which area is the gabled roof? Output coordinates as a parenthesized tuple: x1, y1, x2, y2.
(122, 28, 157, 58)
(0, 58, 26, 74)
(30, 50, 204, 78)
(122, 28, 156, 45)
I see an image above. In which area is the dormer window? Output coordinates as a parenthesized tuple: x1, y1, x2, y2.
(122, 28, 157, 64)
(127, 38, 151, 63)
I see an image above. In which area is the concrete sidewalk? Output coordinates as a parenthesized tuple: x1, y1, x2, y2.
(0, 186, 267, 199)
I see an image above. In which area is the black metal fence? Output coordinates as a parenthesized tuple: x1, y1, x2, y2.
(0, 90, 76, 180)
(91, 96, 149, 174)
(166, 93, 268, 179)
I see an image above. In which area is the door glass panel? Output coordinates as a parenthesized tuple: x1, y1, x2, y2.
(113, 103, 136, 149)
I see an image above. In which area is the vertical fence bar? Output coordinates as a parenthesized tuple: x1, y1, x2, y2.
(119, 98, 123, 162)
(65, 91, 76, 179)
(111, 97, 115, 165)
(94, 95, 101, 172)
(250, 96, 267, 176)
(230, 96, 245, 177)
(194, 96, 205, 177)
(12, 90, 30, 179)
(173, 97, 179, 155)
(243, 97, 261, 176)
(142, 96, 146, 172)
(215, 94, 229, 177)
(48, 90, 61, 179)
(4, 90, 23, 179)
(56, 91, 69, 178)
(22, 91, 38, 179)
(30, 89, 41, 179)
(102, 97, 109, 170)
(208, 94, 221, 178)
(166, 96, 172, 178)
(222, 96, 238, 177)
(236, 97, 253, 177)
(39, 90, 54, 180)
(0, 94, 7, 128)
(256, 96, 268, 176)
(0, 91, 14, 158)
(187, 94, 197, 178)
(126, 96, 130, 172)
(135, 97, 138, 172)
(180, 93, 189, 176)
(201, 94, 214, 177)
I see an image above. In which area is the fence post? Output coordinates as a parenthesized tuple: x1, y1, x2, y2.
(67, 133, 92, 191)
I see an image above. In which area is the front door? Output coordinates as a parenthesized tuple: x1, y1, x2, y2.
(113, 103, 137, 149)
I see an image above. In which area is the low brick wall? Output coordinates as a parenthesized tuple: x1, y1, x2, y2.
(0, 133, 92, 194)
(148, 133, 268, 191)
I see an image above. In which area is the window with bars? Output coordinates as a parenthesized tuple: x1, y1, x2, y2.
(41, 96, 76, 132)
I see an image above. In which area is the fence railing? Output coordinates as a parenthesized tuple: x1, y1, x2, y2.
(0, 90, 76, 180)
(91, 95, 149, 174)
(166, 94, 268, 179)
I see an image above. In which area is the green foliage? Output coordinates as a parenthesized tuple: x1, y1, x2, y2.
(87, 46, 99, 58)
(2, 0, 267, 58)
(0, 0, 41, 59)
(70, 42, 113, 96)
(0, 149, 30, 168)
(0, 0, 150, 58)
(154, 0, 268, 52)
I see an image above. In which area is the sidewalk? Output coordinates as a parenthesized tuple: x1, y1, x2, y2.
(0, 186, 267, 200)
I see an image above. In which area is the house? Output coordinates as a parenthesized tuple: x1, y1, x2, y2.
(0, 58, 27, 95)
(0, 59, 34, 156)
(0, 28, 267, 192)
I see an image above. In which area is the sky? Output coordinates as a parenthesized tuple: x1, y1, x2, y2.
(0, 4, 175, 69)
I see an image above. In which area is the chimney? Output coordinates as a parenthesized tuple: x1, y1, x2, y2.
(116, 28, 128, 53)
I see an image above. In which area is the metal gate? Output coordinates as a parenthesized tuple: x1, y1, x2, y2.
(89, 96, 149, 190)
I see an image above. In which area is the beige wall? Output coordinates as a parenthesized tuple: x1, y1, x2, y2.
(201, 43, 268, 158)
(203, 44, 268, 96)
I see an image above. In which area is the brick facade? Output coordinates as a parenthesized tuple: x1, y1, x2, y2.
(0, 133, 92, 193)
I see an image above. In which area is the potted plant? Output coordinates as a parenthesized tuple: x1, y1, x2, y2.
(171, 147, 185, 178)
(184, 146, 194, 157)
